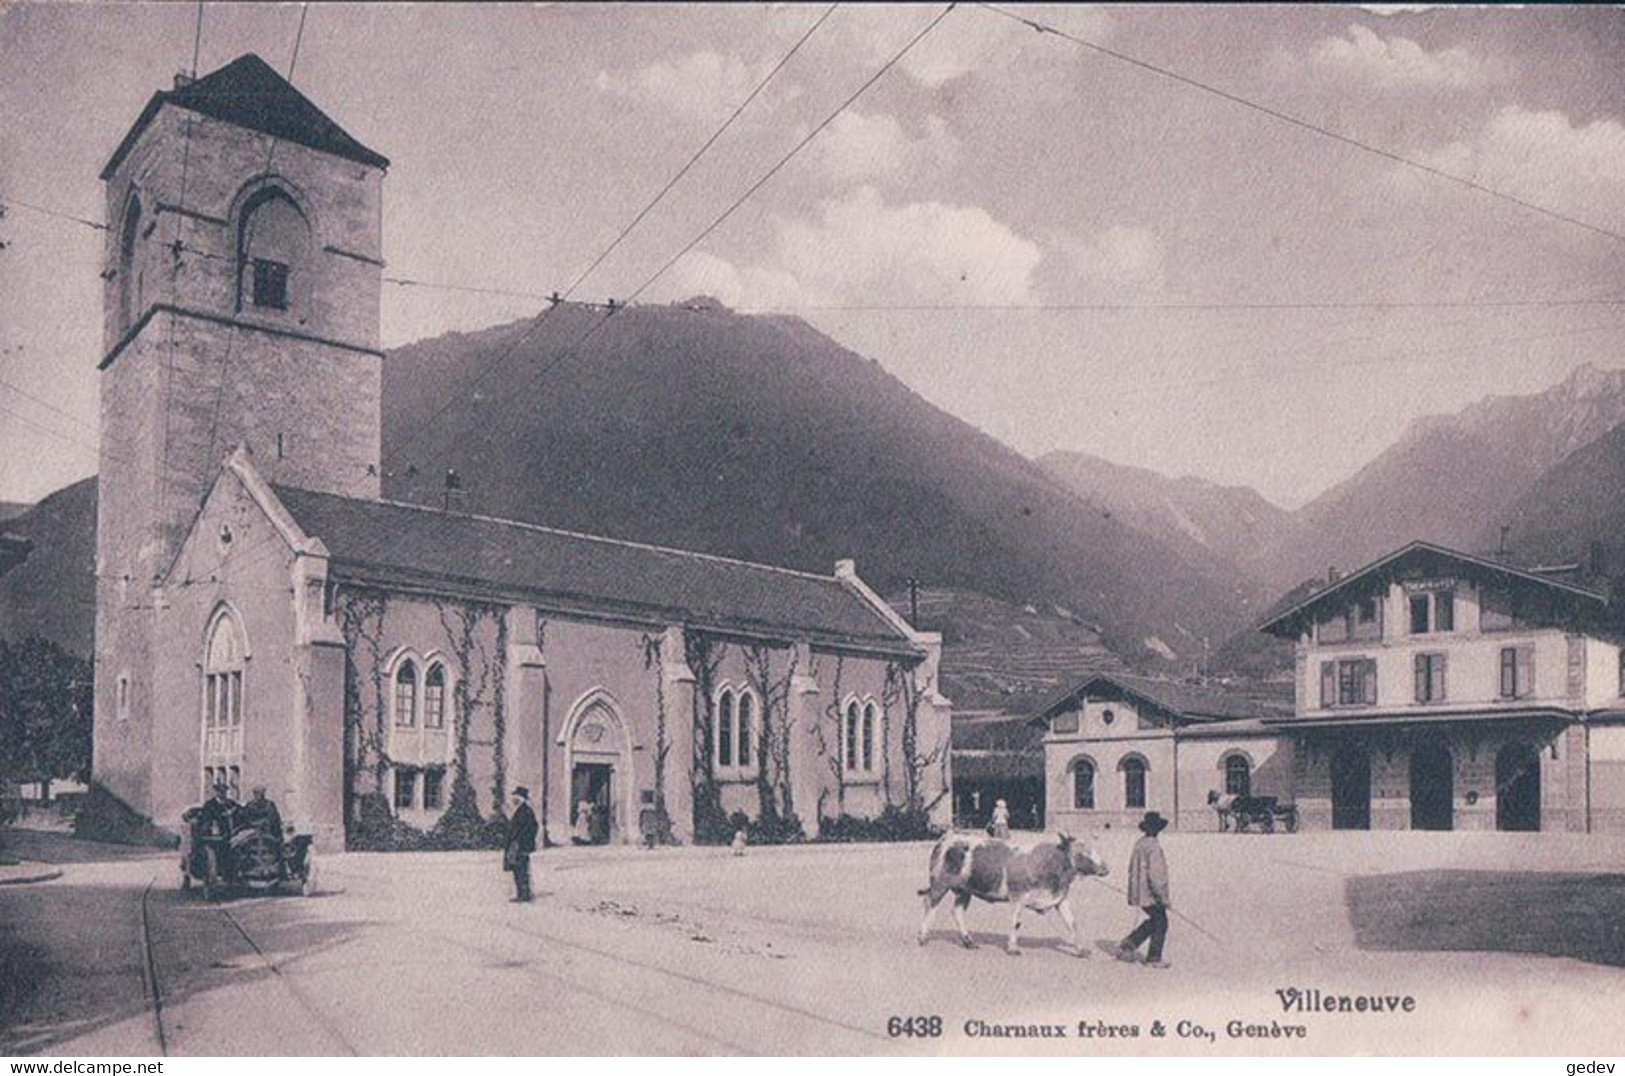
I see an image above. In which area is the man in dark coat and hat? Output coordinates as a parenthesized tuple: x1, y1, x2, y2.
(1115, 811, 1172, 968)
(505, 787, 539, 902)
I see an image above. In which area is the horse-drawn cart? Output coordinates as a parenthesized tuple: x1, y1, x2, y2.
(1228, 795, 1298, 833)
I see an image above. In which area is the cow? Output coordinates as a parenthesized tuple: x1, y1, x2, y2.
(917, 831, 1109, 956)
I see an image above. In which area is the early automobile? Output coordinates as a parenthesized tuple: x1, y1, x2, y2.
(180, 801, 316, 899)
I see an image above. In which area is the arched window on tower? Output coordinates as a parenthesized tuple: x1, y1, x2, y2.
(117, 192, 144, 333)
(201, 609, 247, 799)
(236, 187, 310, 314)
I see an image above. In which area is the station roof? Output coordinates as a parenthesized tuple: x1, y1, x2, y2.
(1257, 541, 1608, 639)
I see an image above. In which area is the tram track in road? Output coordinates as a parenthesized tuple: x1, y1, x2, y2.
(213, 903, 361, 1056)
(455, 908, 903, 1053)
(139, 873, 359, 1056)
(137, 874, 169, 1056)
(411, 917, 758, 1054)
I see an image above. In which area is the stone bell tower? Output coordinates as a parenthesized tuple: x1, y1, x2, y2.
(93, 55, 388, 819)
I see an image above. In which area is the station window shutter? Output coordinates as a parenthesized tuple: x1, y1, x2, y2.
(1320, 662, 1335, 707)
(1363, 659, 1378, 704)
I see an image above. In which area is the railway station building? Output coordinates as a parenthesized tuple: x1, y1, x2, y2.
(1034, 543, 1625, 835)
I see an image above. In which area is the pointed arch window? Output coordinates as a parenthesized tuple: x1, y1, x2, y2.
(737, 691, 755, 769)
(716, 688, 735, 768)
(201, 609, 247, 798)
(394, 659, 418, 727)
(843, 698, 877, 777)
(861, 701, 878, 773)
(423, 662, 447, 730)
(712, 686, 758, 775)
(844, 700, 861, 773)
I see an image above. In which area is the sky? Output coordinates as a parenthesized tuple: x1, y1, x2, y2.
(2, 3, 1624, 507)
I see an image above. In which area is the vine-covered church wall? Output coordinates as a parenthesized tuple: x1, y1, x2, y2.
(336, 585, 510, 850)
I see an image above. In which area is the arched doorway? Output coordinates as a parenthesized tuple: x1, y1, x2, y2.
(1495, 741, 1541, 832)
(1330, 745, 1371, 830)
(1409, 742, 1454, 831)
(560, 692, 633, 846)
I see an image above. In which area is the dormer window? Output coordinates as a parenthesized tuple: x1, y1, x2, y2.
(1409, 590, 1455, 634)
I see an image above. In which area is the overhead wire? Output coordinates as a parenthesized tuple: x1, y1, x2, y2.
(392, 3, 962, 475)
(975, 2, 1625, 246)
(385, 1, 851, 465)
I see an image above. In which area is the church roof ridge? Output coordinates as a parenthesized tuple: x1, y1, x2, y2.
(270, 484, 917, 654)
(356, 489, 854, 587)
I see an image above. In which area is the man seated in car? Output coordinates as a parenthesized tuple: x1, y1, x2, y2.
(239, 786, 283, 839)
(196, 780, 238, 838)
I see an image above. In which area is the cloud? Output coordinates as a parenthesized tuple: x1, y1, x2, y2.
(596, 50, 783, 123)
(835, 4, 1111, 88)
(1299, 24, 1502, 90)
(812, 111, 959, 182)
(1402, 106, 1625, 229)
(666, 186, 1044, 308)
(1065, 225, 1165, 290)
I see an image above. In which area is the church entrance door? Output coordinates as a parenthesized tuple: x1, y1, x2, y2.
(570, 763, 614, 845)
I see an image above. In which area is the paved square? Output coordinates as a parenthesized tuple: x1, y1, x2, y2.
(4, 829, 1623, 1055)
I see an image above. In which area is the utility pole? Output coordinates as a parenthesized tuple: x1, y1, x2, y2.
(907, 577, 920, 627)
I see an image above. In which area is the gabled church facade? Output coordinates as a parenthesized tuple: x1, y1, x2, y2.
(93, 56, 951, 850)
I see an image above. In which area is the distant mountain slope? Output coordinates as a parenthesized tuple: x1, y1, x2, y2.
(380, 302, 1261, 664)
(0, 303, 1264, 666)
(0, 500, 32, 522)
(0, 477, 96, 655)
(889, 587, 1126, 710)
(1494, 416, 1625, 569)
(1038, 450, 1294, 583)
(1275, 363, 1625, 587)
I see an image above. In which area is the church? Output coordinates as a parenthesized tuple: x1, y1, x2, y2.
(91, 55, 952, 851)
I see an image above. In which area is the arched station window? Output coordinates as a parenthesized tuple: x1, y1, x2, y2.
(1121, 756, 1148, 810)
(1224, 754, 1252, 798)
(1072, 758, 1096, 810)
